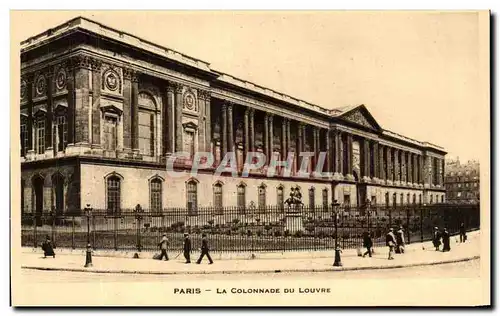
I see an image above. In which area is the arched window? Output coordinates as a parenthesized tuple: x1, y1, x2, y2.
(322, 188, 328, 209)
(52, 173, 65, 214)
(54, 105, 68, 152)
(407, 193, 410, 205)
(413, 194, 416, 205)
(237, 183, 246, 211)
(138, 92, 157, 156)
(441, 195, 444, 203)
(277, 185, 284, 210)
(309, 187, 315, 209)
(385, 192, 390, 207)
(400, 193, 404, 206)
(419, 194, 422, 205)
(150, 178, 163, 214)
(392, 193, 397, 207)
(435, 195, 439, 204)
(430, 195, 434, 204)
(213, 181, 223, 213)
(107, 175, 121, 214)
(186, 179, 198, 214)
(258, 183, 267, 210)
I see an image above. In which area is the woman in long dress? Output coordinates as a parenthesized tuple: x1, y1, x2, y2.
(442, 228, 451, 252)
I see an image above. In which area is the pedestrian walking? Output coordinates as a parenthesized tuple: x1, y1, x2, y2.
(183, 232, 192, 264)
(395, 226, 405, 254)
(157, 233, 169, 261)
(432, 227, 441, 251)
(459, 223, 467, 243)
(41, 235, 55, 258)
(196, 233, 213, 264)
(362, 231, 373, 258)
(442, 227, 451, 252)
(386, 228, 396, 260)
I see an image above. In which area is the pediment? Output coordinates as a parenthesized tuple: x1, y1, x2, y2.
(338, 105, 381, 131)
(100, 104, 123, 115)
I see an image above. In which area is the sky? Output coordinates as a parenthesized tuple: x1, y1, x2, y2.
(13, 11, 489, 163)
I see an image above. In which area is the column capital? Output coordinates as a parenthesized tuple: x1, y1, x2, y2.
(197, 89, 211, 101)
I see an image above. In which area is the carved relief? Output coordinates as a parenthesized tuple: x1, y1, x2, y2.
(55, 66, 67, 91)
(34, 74, 46, 97)
(183, 88, 198, 113)
(342, 110, 374, 129)
(102, 67, 122, 94)
(20, 79, 27, 100)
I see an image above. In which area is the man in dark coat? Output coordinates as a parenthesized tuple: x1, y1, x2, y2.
(386, 228, 396, 260)
(157, 234, 169, 261)
(41, 235, 55, 258)
(362, 231, 373, 258)
(183, 233, 192, 264)
(459, 223, 467, 243)
(196, 233, 213, 264)
(395, 226, 405, 254)
(442, 227, 451, 252)
(432, 227, 442, 251)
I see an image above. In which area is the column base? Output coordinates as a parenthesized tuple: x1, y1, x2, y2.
(332, 173, 344, 181)
(385, 179, 393, 186)
(345, 174, 355, 181)
(361, 176, 372, 183)
(26, 149, 36, 161)
(44, 147, 54, 159)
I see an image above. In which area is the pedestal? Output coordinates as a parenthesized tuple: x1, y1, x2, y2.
(285, 207, 304, 234)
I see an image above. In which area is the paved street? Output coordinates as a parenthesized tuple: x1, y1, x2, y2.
(20, 258, 480, 282)
(19, 230, 480, 275)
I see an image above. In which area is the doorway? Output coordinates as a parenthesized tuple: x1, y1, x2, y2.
(32, 176, 44, 226)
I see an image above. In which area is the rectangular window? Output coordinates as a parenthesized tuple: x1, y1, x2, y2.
(20, 120, 28, 156)
(138, 111, 154, 156)
(213, 185, 223, 213)
(56, 115, 68, 152)
(150, 180, 162, 213)
(258, 186, 266, 210)
(184, 130, 195, 158)
(36, 119, 45, 154)
(103, 116, 117, 151)
(322, 190, 329, 208)
(343, 194, 350, 207)
(107, 177, 121, 214)
(237, 186, 246, 211)
(309, 189, 315, 209)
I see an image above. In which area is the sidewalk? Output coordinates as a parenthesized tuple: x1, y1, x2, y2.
(20, 231, 480, 275)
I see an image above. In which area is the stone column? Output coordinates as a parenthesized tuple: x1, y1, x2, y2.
(419, 155, 424, 185)
(249, 109, 255, 152)
(379, 144, 385, 180)
(334, 130, 343, 178)
(346, 133, 354, 180)
(297, 122, 304, 171)
(373, 141, 379, 181)
(90, 61, 102, 150)
(326, 129, 331, 173)
(394, 149, 400, 184)
(281, 118, 287, 160)
(407, 153, 412, 184)
(386, 146, 395, 184)
(166, 83, 175, 153)
(362, 138, 370, 182)
(313, 127, 319, 171)
(173, 83, 183, 152)
(26, 74, 34, 154)
(221, 102, 227, 158)
(286, 118, 291, 160)
(244, 107, 250, 160)
(441, 159, 445, 186)
(264, 113, 269, 161)
(268, 114, 274, 161)
(227, 101, 234, 153)
(204, 92, 211, 153)
(46, 72, 54, 156)
(123, 69, 133, 152)
(414, 154, 418, 185)
(131, 74, 140, 153)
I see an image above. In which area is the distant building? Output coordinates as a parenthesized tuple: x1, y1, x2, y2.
(444, 158, 480, 204)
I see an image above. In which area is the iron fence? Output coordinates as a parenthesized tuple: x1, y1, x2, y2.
(21, 203, 480, 253)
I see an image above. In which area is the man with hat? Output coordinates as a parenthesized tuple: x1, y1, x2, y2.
(432, 227, 442, 251)
(158, 233, 169, 261)
(183, 232, 192, 264)
(196, 233, 213, 264)
(385, 228, 396, 260)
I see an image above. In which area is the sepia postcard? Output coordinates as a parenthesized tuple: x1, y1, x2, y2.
(10, 10, 491, 307)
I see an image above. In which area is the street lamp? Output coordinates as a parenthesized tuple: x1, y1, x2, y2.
(331, 200, 342, 266)
(365, 199, 372, 233)
(134, 204, 144, 252)
(84, 204, 92, 245)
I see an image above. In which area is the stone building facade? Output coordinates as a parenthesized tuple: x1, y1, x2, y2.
(20, 17, 446, 214)
(444, 158, 480, 204)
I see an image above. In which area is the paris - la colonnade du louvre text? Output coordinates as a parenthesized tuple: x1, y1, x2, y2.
(19, 17, 446, 214)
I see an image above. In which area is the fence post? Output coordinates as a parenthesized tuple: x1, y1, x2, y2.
(92, 214, 96, 248)
(71, 215, 75, 249)
(406, 207, 410, 244)
(420, 206, 424, 243)
(135, 204, 143, 252)
(51, 210, 56, 248)
(33, 213, 37, 248)
(114, 216, 118, 251)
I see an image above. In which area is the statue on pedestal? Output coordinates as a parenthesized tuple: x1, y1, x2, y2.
(284, 186, 303, 209)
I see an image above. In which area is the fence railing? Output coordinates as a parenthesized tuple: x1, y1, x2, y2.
(21, 203, 480, 253)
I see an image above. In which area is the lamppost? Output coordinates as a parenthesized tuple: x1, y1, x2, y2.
(84, 204, 92, 245)
(332, 200, 342, 266)
(134, 204, 143, 252)
(83, 204, 93, 268)
(365, 199, 372, 233)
